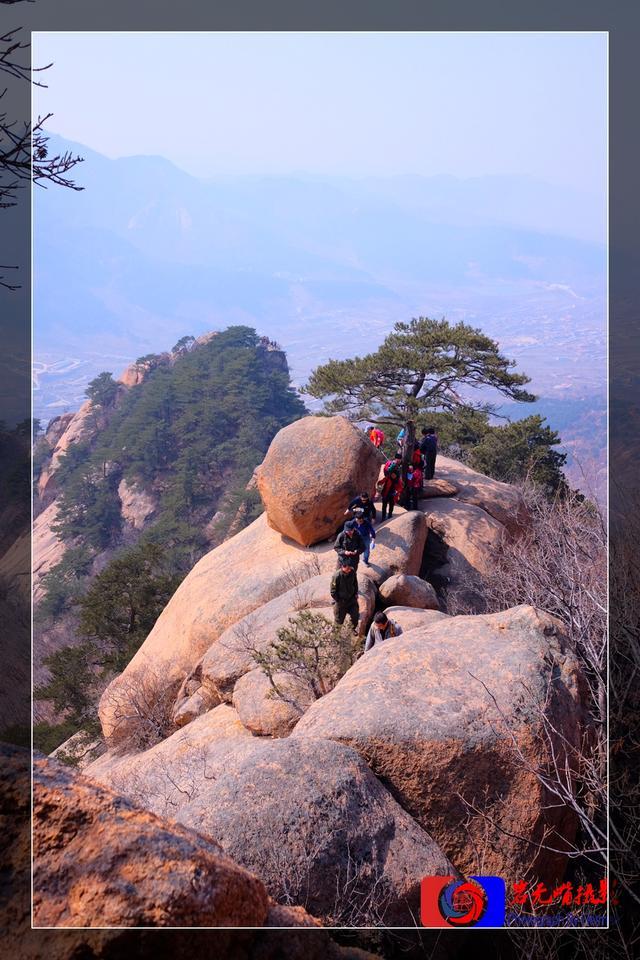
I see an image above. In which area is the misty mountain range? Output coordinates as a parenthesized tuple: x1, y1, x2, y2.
(36, 132, 604, 361)
(33, 132, 606, 501)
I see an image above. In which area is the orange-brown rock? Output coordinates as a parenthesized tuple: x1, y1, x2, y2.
(420, 477, 459, 498)
(256, 416, 384, 546)
(117, 353, 171, 388)
(98, 512, 338, 741)
(3, 747, 382, 956)
(382, 605, 449, 632)
(422, 497, 506, 608)
(87, 705, 252, 785)
(379, 573, 439, 610)
(232, 668, 314, 737)
(435, 454, 528, 533)
(86, 735, 456, 925)
(293, 605, 588, 886)
(32, 751, 270, 927)
(361, 509, 428, 586)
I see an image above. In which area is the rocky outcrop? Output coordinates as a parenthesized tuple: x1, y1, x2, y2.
(98, 513, 339, 741)
(118, 353, 171, 388)
(232, 668, 314, 737)
(379, 574, 439, 610)
(32, 501, 66, 599)
(86, 736, 456, 925)
(420, 477, 460, 498)
(293, 605, 587, 885)
(382, 605, 449, 632)
(33, 751, 271, 927)
(117, 478, 157, 529)
(196, 571, 376, 706)
(256, 415, 384, 546)
(50, 732, 106, 770)
(84, 704, 252, 785)
(37, 400, 105, 498)
(361, 509, 428, 586)
(436, 455, 527, 534)
(422, 497, 506, 608)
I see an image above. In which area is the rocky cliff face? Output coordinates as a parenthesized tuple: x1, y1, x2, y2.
(32, 330, 302, 724)
(59, 414, 593, 926)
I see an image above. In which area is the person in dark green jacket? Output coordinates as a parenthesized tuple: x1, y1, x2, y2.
(330, 563, 360, 630)
(333, 521, 365, 569)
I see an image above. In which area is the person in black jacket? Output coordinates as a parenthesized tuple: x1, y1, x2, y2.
(334, 521, 365, 569)
(345, 491, 377, 524)
(420, 427, 438, 480)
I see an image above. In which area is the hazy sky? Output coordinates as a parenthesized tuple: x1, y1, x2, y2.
(33, 31, 607, 195)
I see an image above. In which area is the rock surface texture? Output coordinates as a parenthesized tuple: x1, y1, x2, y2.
(293, 605, 587, 886)
(32, 751, 271, 927)
(256, 415, 384, 546)
(86, 736, 455, 925)
(379, 574, 439, 610)
(98, 513, 338, 741)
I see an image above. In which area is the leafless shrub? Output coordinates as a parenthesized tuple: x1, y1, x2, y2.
(280, 555, 322, 591)
(103, 661, 180, 754)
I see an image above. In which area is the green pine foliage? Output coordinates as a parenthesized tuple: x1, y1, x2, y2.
(467, 414, 568, 495)
(50, 325, 306, 557)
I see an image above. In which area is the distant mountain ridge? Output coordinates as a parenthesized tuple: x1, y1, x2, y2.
(36, 133, 605, 360)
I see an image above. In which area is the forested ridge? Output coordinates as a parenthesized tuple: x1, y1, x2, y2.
(34, 326, 306, 751)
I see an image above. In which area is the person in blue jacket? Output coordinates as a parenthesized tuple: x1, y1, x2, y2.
(351, 510, 376, 566)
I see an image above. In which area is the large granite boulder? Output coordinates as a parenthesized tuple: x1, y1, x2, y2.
(379, 574, 439, 610)
(86, 735, 455, 925)
(87, 705, 252, 784)
(422, 497, 506, 609)
(232, 668, 315, 737)
(382, 606, 449, 632)
(292, 605, 588, 886)
(361, 509, 428, 586)
(256, 416, 384, 547)
(32, 752, 270, 927)
(435, 455, 528, 534)
(98, 513, 337, 741)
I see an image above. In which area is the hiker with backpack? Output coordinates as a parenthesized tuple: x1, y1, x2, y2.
(334, 520, 366, 569)
(330, 562, 360, 631)
(364, 610, 403, 652)
(351, 510, 376, 566)
(378, 458, 403, 522)
(420, 427, 438, 480)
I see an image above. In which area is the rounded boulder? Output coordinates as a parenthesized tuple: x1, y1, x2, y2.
(256, 416, 384, 546)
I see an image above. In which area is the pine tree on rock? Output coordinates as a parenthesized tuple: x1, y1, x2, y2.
(304, 316, 536, 482)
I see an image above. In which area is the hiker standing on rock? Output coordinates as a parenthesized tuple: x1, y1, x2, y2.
(364, 611, 403, 652)
(330, 563, 360, 631)
(334, 520, 365, 569)
(352, 510, 376, 566)
(407, 461, 423, 511)
(379, 459, 403, 522)
(345, 491, 377, 524)
(420, 427, 438, 480)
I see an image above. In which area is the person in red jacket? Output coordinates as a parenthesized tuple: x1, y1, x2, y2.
(379, 460, 403, 521)
(369, 425, 385, 448)
(407, 461, 423, 510)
